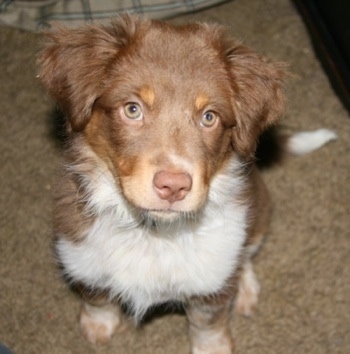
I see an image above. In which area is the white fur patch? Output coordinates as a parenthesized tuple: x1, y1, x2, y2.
(287, 128, 337, 155)
(56, 151, 248, 320)
(80, 303, 123, 344)
(191, 328, 232, 354)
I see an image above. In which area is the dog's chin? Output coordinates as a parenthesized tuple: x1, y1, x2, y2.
(142, 209, 184, 223)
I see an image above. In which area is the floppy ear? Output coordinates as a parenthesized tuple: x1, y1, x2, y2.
(226, 43, 286, 159)
(37, 15, 143, 131)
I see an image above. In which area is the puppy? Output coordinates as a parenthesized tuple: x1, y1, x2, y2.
(38, 15, 335, 353)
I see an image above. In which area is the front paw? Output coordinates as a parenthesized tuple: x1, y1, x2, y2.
(191, 332, 233, 354)
(80, 303, 126, 345)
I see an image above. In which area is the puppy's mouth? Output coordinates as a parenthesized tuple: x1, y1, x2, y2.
(140, 208, 195, 223)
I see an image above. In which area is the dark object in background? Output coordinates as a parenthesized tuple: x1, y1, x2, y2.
(255, 126, 286, 170)
(0, 344, 13, 354)
(294, 0, 350, 113)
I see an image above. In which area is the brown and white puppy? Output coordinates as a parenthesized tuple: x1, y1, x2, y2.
(38, 15, 336, 353)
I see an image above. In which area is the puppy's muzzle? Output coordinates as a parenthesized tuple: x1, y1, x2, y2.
(153, 171, 192, 204)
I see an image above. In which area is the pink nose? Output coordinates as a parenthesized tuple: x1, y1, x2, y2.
(153, 171, 192, 203)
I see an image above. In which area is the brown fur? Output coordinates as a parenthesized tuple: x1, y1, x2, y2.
(53, 156, 95, 244)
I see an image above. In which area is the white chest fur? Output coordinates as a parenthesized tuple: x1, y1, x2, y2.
(56, 155, 248, 318)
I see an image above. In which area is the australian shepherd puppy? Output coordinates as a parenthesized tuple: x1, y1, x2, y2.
(38, 15, 336, 353)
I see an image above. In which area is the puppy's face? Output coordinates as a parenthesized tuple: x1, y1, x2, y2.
(38, 16, 285, 221)
(84, 27, 236, 220)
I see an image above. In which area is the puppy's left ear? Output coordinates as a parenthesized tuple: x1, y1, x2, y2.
(226, 43, 287, 159)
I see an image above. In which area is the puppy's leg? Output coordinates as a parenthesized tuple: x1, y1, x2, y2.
(234, 167, 271, 317)
(74, 285, 127, 345)
(80, 300, 126, 345)
(186, 297, 234, 354)
(234, 251, 260, 317)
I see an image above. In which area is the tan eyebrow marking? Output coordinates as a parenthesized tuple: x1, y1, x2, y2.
(195, 94, 209, 111)
(140, 86, 155, 107)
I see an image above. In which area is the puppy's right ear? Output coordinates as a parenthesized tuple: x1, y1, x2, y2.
(37, 15, 143, 131)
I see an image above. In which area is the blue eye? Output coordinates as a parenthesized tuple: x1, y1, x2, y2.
(201, 111, 217, 127)
(123, 102, 143, 120)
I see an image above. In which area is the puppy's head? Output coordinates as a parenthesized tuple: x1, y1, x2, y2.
(38, 15, 286, 221)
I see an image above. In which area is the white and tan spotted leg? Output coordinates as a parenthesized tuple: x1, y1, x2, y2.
(186, 297, 234, 354)
(80, 301, 127, 345)
(235, 243, 262, 317)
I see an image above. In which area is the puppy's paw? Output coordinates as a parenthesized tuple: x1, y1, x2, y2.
(191, 333, 233, 354)
(80, 303, 126, 345)
(192, 345, 233, 354)
(235, 261, 260, 317)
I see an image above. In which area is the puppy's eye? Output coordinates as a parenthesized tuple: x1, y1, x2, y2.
(123, 103, 143, 120)
(200, 111, 217, 128)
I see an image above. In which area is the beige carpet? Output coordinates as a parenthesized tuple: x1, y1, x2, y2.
(1, 0, 349, 353)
